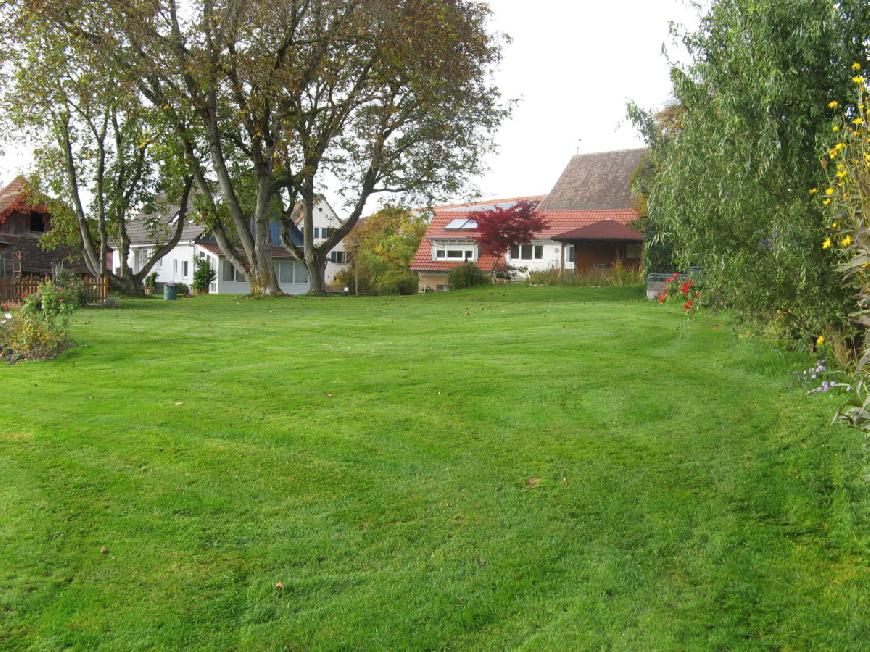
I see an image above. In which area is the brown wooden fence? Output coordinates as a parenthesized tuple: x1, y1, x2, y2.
(0, 275, 109, 304)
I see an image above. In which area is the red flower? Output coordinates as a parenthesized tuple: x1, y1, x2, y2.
(658, 292, 667, 303)
(680, 282, 691, 295)
(683, 300, 694, 311)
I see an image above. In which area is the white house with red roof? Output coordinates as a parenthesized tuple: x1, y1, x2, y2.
(410, 149, 647, 291)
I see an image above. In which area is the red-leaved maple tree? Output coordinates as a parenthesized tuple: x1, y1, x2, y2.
(473, 200, 546, 272)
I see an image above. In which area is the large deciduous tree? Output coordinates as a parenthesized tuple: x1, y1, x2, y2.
(6, 0, 508, 296)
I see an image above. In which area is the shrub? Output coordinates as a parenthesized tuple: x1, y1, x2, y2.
(375, 271, 418, 295)
(192, 258, 216, 293)
(53, 267, 95, 308)
(0, 280, 76, 362)
(173, 282, 190, 296)
(448, 262, 488, 290)
(145, 272, 157, 292)
(528, 261, 644, 288)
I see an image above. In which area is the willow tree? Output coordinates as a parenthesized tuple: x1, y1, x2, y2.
(0, 10, 193, 294)
(11, 0, 507, 295)
(630, 0, 868, 337)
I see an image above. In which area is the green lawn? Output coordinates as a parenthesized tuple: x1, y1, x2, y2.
(1, 286, 866, 650)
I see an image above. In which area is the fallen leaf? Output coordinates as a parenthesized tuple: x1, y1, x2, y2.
(274, 581, 285, 591)
(100, 546, 109, 555)
(526, 477, 541, 488)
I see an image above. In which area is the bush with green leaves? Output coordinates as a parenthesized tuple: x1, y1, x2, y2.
(448, 262, 488, 290)
(628, 0, 867, 342)
(53, 267, 95, 308)
(192, 258, 216, 293)
(375, 271, 418, 296)
(0, 279, 76, 362)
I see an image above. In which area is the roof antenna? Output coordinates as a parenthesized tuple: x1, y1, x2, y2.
(575, 138, 582, 155)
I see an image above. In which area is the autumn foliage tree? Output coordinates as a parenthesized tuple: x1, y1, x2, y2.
(472, 200, 545, 274)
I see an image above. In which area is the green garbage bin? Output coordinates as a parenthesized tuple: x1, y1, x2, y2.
(163, 284, 178, 301)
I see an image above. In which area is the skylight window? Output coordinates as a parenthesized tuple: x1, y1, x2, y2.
(444, 218, 478, 230)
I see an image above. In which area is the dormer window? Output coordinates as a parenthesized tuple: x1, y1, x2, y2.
(29, 213, 46, 233)
(432, 242, 476, 261)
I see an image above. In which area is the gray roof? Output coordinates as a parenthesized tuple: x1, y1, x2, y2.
(537, 148, 648, 211)
(125, 200, 206, 245)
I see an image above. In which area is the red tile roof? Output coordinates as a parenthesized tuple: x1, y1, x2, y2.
(410, 201, 640, 272)
(551, 219, 643, 242)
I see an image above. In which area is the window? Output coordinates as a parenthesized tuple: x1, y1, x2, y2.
(433, 243, 475, 261)
(294, 262, 308, 284)
(182, 261, 189, 277)
(222, 261, 246, 282)
(567, 245, 575, 263)
(330, 250, 347, 264)
(626, 243, 642, 259)
(29, 213, 45, 232)
(274, 260, 293, 284)
(510, 243, 542, 261)
(313, 227, 320, 239)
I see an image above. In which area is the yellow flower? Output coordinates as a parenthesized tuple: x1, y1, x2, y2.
(828, 100, 840, 109)
(852, 117, 864, 125)
(832, 222, 838, 228)
(822, 238, 832, 249)
(809, 187, 819, 195)
(816, 335, 825, 346)
(837, 143, 847, 150)
(823, 198, 832, 205)
(836, 169, 847, 178)
(852, 62, 862, 71)
(825, 187, 834, 195)
(852, 75, 865, 84)
(832, 125, 840, 132)
(841, 235, 854, 247)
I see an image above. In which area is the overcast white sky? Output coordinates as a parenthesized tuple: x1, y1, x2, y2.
(475, 0, 701, 200)
(0, 0, 701, 210)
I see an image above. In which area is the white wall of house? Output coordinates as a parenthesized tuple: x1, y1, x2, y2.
(212, 253, 310, 295)
(506, 240, 574, 273)
(114, 241, 200, 284)
(425, 237, 575, 275)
